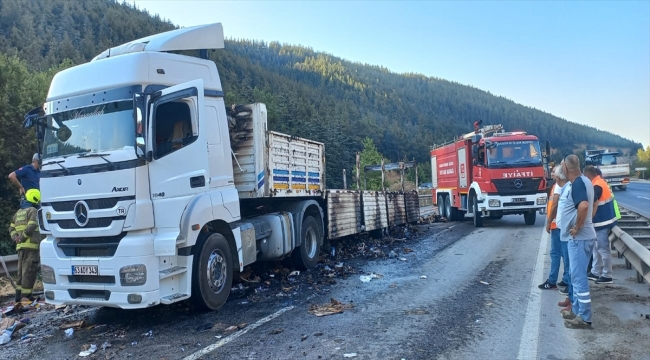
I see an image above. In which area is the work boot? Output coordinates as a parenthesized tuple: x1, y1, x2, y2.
(14, 290, 21, 304)
(564, 316, 592, 329)
(561, 310, 576, 320)
(558, 297, 571, 307)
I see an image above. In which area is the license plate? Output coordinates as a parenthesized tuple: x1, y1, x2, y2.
(512, 197, 526, 203)
(72, 265, 99, 276)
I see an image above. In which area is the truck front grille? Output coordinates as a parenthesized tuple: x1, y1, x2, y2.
(492, 178, 542, 196)
(57, 233, 126, 257)
(68, 289, 111, 301)
(45, 196, 134, 212)
(49, 216, 126, 230)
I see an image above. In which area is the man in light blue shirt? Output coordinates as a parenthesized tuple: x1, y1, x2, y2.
(559, 154, 597, 329)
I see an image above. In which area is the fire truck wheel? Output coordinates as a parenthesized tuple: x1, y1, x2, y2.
(291, 215, 322, 270)
(191, 232, 233, 311)
(472, 194, 483, 227)
(444, 197, 453, 220)
(524, 212, 536, 225)
(437, 195, 446, 218)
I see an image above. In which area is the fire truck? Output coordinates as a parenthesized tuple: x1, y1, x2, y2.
(430, 123, 548, 227)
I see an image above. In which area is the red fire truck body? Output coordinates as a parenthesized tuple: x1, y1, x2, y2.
(430, 124, 548, 227)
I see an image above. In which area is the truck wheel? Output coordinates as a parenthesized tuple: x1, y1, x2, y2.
(291, 215, 322, 270)
(191, 233, 233, 311)
(524, 212, 536, 225)
(472, 194, 483, 227)
(437, 195, 446, 217)
(444, 197, 453, 220)
(619, 185, 627, 191)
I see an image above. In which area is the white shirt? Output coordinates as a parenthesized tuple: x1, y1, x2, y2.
(555, 182, 568, 229)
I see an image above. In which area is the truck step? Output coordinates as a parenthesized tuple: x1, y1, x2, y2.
(160, 293, 190, 304)
(159, 266, 188, 280)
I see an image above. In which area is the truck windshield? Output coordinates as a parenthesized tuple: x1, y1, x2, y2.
(599, 154, 617, 165)
(486, 140, 542, 168)
(42, 101, 135, 159)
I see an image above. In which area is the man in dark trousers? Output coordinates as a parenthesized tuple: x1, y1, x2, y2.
(7, 153, 41, 208)
(8, 189, 42, 305)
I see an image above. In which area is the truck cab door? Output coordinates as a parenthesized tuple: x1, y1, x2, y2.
(145, 79, 209, 230)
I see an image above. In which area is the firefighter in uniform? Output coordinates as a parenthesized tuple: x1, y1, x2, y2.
(8, 188, 42, 303)
(583, 166, 617, 284)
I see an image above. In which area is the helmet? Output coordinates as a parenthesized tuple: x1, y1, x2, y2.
(25, 189, 41, 205)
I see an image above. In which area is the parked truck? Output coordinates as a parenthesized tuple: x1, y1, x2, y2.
(22, 23, 420, 311)
(584, 148, 630, 190)
(430, 123, 548, 227)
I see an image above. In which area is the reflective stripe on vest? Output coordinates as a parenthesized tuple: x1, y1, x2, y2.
(592, 176, 617, 229)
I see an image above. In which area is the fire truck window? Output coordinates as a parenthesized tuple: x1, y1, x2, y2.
(154, 100, 197, 159)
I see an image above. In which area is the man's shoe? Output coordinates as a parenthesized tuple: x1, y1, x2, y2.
(538, 280, 558, 290)
(558, 297, 571, 307)
(559, 287, 568, 296)
(557, 281, 568, 287)
(587, 272, 599, 281)
(561, 310, 576, 320)
(564, 316, 592, 329)
(595, 276, 613, 284)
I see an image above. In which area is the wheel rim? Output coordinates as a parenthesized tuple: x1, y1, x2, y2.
(305, 227, 318, 259)
(206, 249, 227, 293)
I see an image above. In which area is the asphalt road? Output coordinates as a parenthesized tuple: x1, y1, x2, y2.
(615, 181, 650, 218)
(4, 213, 649, 359)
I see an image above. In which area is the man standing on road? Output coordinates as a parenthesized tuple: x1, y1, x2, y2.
(7, 153, 41, 208)
(560, 154, 597, 329)
(8, 189, 43, 306)
(553, 162, 574, 311)
(584, 165, 617, 284)
(538, 165, 570, 290)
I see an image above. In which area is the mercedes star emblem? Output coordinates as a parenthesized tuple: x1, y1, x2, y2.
(74, 201, 89, 227)
(514, 179, 523, 189)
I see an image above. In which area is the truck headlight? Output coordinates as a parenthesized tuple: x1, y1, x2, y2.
(120, 264, 147, 286)
(537, 197, 547, 205)
(489, 199, 501, 207)
(41, 265, 56, 284)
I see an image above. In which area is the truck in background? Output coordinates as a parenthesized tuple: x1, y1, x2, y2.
(584, 149, 630, 191)
(430, 123, 548, 227)
(22, 23, 420, 311)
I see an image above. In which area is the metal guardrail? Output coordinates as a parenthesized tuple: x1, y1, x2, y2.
(419, 194, 433, 207)
(612, 207, 650, 284)
(0, 254, 18, 277)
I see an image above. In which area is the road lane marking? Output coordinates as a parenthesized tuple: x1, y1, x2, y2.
(517, 228, 549, 360)
(182, 293, 319, 360)
(637, 196, 650, 201)
(182, 305, 295, 360)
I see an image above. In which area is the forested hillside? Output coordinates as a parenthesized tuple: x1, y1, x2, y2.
(0, 0, 642, 253)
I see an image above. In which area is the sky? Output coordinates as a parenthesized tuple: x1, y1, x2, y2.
(130, 0, 650, 148)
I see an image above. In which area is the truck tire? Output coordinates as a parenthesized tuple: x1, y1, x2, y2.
(524, 212, 536, 225)
(191, 232, 233, 311)
(444, 196, 453, 220)
(291, 215, 322, 270)
(472, 194, 483, 228)
(437, 195, 446, 218)
(619, 185, 627, 191)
